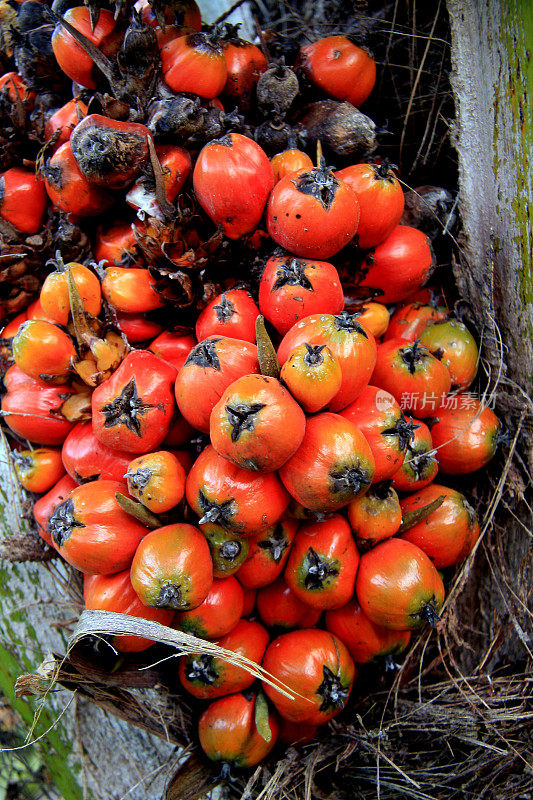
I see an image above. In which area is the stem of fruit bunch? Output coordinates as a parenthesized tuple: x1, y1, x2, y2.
(115, 492, 161, 530)
(255, 315, 280, 378)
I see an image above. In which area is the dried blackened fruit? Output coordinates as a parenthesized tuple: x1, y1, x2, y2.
(298, 100, 377, 159)
(70, 114, 150, 189)
(148, 95, 205, 140)
(15, 23, 68, 93)
(256, 61, 299, 115)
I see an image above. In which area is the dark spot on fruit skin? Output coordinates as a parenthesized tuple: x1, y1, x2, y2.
(296, 213, 301, 218)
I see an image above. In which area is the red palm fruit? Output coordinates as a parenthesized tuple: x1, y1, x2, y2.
(385, 301, 447, 343)
(196, 289, 259, 343)
(221, 31, 268, 106)
(93, 221, 141, 267)
(359, 226, 434, 303)
(429, 398, 501, 474)
(279, 413, 375, 513)
(174, 576, 244, 639)
(210, 374, 306, 473)
(336, 161, 404, 249)
(280, 343, 342, 413)
(419, 320, 479, 390)
(277, 311, 377, 412)
(300, 35, 376, 107)
(117, 311, 161, 349)
(262, 629, 356, 725)
(186, 445, 289, 536)
(356, 302, 390, 338)
(284, 515, 359, 610)
(179, 620, 269, 700)
(198, 691, 279, 767)
(391, 420, 438, 492)
(2, 301, 56, 338)
(49, 480, 148, 574)
(61, 422, 132, 484)
(1, 367, 75, 446)
(0, 72, 35, 106)
(348, 480, 402, 550)
(339, 385, 417, 482)
(44, 97, 89, 148)
(400, 484, 480, 568)
(42, 142, 114, 217)
(149, 328, 196, 371)
(51, 7, 117, 89)
(130, 523, 213, 610)
(258, 255, 344, 336)
(256, 578, 322, 630)
(356, 539, 445, 630)
(116, 314, 162, 343)
(175, 337, 259, 433)
(12, 320, 75, 383)
(125, 451, 185, 513)
(236, 519, 298, 590)
(84, 572, 174, 653)
(325, 601, 411, 664)
(0, 168, 47, 234)
(1, 311, 28, 338)
(92, 351, 176, 454)
(267, 162, 360, 259)
(33, 474, 78, 546)
(193, 133, 274, 239)
(271, 149, 314, 183)
(101, 267, 164, 313)
(372, 339, 451, 419)
(161, 32, 227, 98)
(40, 260, 101, 327)
(12, 448, 64, 494)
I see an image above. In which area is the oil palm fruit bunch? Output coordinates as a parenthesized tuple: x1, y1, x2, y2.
(0, 0, 502, 779)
